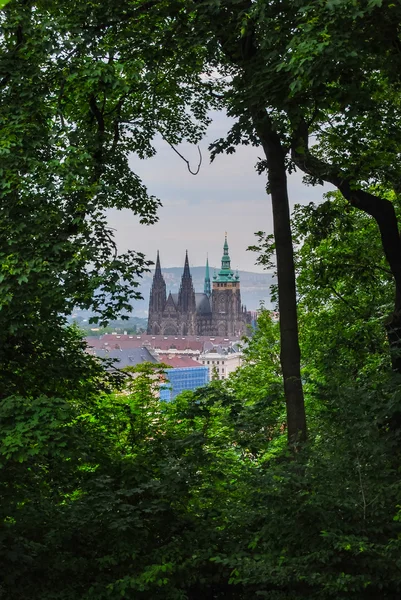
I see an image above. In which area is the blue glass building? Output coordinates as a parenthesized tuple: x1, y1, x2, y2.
(160, 366, 209, 401)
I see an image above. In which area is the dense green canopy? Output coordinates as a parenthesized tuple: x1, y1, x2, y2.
(2, 0, 401, 598)
(0, 0, 212, 395)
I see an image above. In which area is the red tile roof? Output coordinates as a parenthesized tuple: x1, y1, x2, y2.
(85, 334, 241, 352)
(159, 356, 202, 369)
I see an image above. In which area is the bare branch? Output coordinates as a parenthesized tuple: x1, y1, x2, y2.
(163, 138, 203, 175)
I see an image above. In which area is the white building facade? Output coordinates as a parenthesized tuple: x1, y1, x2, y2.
(198, 350, 242, 380)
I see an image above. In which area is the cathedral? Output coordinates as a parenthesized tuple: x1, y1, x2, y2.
(147, 235, 252, 337)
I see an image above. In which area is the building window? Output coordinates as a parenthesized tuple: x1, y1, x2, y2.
(217, 361, 219, 364)
(207, 361, 210, 365)
(222, 368, 225, 373)
(222, 361, 225, 365)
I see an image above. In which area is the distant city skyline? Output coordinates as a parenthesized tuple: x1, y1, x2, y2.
(107, 111, 333, 272)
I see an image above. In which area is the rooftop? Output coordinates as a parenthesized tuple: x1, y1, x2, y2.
(161, 356, 203, 369)
(89, 347, 158, 369)
(86, 334, 244, 352)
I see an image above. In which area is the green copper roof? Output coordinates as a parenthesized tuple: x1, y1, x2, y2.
(214, 234, 239, 283)
(204, 256, 211, 296)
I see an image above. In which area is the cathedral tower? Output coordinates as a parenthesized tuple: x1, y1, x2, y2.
(178, 251, 196, 334)
(178, 251, 196, 313)
(211, 234, 242, 336)
(147, 251, 167, 334)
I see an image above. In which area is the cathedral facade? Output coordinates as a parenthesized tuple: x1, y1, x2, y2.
(147, 236, 251, 337)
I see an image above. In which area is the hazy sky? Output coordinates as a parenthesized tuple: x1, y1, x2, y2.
(107, 111, 332, 272)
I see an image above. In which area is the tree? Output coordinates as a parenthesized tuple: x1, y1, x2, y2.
(0, 369, 252, 599)
(4, 3, 401, 597)
(228, 307, 285, 449)
(0, 0, 211, 395)
(185, 0, 307, 444)
(293, 193, 392, 382)
(278, 0, 401, 371)
(3, 0, 307, 443)
(182, 0, 401, 387)
(186, 0, 401, 379)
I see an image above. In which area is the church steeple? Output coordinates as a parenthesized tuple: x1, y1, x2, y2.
(222, 232, 231, 270)
(183, 249, 190, 278)
(215, 233, 235, 282)
(147, 250, 167, 334)
(204, 255, 211, 297)
(223, 232, 229, 253)
(155, 250, 162, 277)
(178, 251, 196, 313)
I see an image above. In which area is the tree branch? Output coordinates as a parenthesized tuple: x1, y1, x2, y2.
(291, 118, 401, 310)
(89, 94, 105, 133)
(163, 138, 203, 175)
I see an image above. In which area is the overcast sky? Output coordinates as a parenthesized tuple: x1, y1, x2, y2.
(107, 111, 331, 272)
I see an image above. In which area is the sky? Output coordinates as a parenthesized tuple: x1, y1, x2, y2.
(107, 111, 332, 273)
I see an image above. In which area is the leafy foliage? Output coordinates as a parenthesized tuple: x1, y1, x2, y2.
(293, 192, 393, 383)
(0, 0, 212, 395)
(3, 1, 401, 599)
(3, 312, 401, 599)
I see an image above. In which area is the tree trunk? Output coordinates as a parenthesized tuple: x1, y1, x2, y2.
(291, 127, 401, 373)
(338, 186, 401, 373)
(202, 1, 307, 443)
(253, 109, 307, 444)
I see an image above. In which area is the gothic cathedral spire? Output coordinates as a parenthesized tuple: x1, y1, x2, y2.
(155, 249, 162, 277)
(146, 251, 167, 334)
(204, 255, 211, 297)
(183, 249, 191, 278)
(178, 250, 196, 313)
